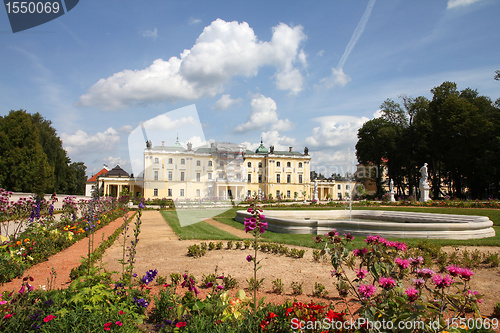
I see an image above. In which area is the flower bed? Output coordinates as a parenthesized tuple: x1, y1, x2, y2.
(0, 188, 128, 284)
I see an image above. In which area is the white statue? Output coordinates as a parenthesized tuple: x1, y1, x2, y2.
(313, 179, 318, 201)
(419, 163, 430, 202)
(389, 179, 394, 192)
(419, 163, 429, 187)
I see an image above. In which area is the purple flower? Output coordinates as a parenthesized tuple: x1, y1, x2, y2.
(138, 202, 145, 209)
(141, 269, 158, 285)
(217, 285, 224, 290)
(259, 220, 268, 234)
(409, 256, 424, 266)
(246, 255, 253, 262)
(413, 278, 425, 288)
(416, 268, 435, 279)
(206, 282, 213, 288)
(244, 217, 256, 233)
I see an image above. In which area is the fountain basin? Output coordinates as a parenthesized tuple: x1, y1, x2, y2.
(235, 210, 496, 239)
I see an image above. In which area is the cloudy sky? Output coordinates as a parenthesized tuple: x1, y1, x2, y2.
(1, 0, 499, 177)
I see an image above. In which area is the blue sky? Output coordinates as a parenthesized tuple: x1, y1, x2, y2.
(1, 0, 499, 178)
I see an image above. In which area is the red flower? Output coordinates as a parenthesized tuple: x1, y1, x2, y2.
(43, 314, 56, 322)
(104, 322, 113, 331)
(3, 313, 13, 319)
(118, 310, 125, 315)
(115, 321, 123, 326)
(176, 321, 187, 328)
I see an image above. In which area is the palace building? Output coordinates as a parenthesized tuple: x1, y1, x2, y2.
(90, 138, 356, 202)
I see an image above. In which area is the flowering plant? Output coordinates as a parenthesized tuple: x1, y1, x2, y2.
(324, 231, 484, 331)
(243, 197, 267, 313)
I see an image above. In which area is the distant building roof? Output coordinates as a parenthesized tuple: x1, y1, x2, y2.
(103, 165, 130, 178)
(255, 141, 268, 154)
(87, 166, 110, 183)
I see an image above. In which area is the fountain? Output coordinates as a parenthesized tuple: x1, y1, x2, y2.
(235, 209, 495, 239)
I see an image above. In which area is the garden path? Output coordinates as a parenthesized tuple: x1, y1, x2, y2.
(203, 218, 248, 238)
(0, 214, 127, 293)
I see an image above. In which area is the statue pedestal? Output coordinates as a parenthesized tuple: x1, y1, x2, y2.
(419, 183, 431, 202)
(389, 191, 396, 202)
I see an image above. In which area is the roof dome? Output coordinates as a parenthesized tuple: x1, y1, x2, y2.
(255, 140, 268, 154)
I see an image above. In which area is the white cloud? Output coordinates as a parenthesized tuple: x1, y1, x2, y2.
(142, 27, 158, 39)
(320, 0, 375, 88)
(320, 67, 351, 88)
(188, 17, 202, 25)
(261, 130, 297, 150)
(305, 115, 369, 149)
(212, 94, 242, 110)
(309, 149, 358, 177)
(183, 135, 206, 148)
(61, 127, 120, 155)
(270, 119, 294, 131)
(79, 19, 307, 110)
(234, 94, 293, 133)
(447, 0, 481, 9)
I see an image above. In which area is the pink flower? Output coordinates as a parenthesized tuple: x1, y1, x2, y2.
(431, 274, 454, 289)
(416, 268, 435, 278)
(259, 220, 268, 234)
(104, 322, 112, 331)
(446, 265, 462, 277)
(246, 255, 253, 262)
(355, 269, 368, 280)
(413, 278, 425, 288)
(459, 267, 474, 281)
(395, 257, 410, 269)
(43, 314, 56, 322)
(3, 313, 13, 319)
(405, 287, 419, 302)
(176, 321, 187, 328)
(365, 235, 386, 245)
(353, 248, 368, 257)
(116, 321, 123, 326)
(409, 256, 424, 266)
(358, 284, 376, 299)
(378, 276, 396, 290)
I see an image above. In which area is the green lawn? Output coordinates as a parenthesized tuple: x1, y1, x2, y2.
(160, 210, 241, 240)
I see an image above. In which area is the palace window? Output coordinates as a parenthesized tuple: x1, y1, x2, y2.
(287, 190, 291, 198)
(180, 172, 185, 181)
(298, 162, 303, 168)
(276, 161, 281, 167)
(248, 162, 251, 167)
(277, 174, 281, 183)
(196, 160, 201, 166)
(287, 162, 291, 167)
(258, 162, 262, 168)
(181, 158, 185, 165)
(258, 174, 262, 183)
(299, 174, 303, 184)
(248, 174, 251, 183)
(180, 189, 184, 196)
(168, 171, 172, 181)
(154, 171, 158, 181)
(196, 189, 200, 197)
(154, 157, 159, 164)
(196, 173, 201, 182)
(208, 173, 212, 180)
(168, 189, 172, 196)
(168, 158, 173, 164)
(208, 161, 212, 167)
(154, 188, 158, 196)
(287, 174, 291, 183)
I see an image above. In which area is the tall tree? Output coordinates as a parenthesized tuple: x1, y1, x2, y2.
(0, 110, 53, 195)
